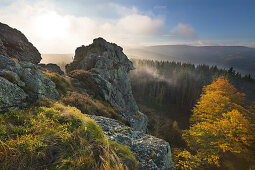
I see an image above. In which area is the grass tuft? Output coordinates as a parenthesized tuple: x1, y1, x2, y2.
(44, 72, 73, 96)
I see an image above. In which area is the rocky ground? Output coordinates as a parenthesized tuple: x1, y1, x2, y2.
(91, 115, 175, 169)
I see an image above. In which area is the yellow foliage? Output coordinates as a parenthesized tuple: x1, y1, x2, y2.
(175, 150, 202, 170)
(204, 76, 245, 105)
(181, 77, 255, 169)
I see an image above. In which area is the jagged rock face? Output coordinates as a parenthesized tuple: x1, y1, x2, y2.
(38, 63, 64, 75)
(0, 55, 59, 112)
(91, 116, 175, 170)
(0, 22, 41, 64)
(66, 38, 147, 132)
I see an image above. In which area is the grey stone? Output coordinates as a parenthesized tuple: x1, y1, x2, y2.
(38, 63, 64, 75)
(0, 22, 41, 64)
(0, 77, 28, 112)
(66, 37, 147, 132)
(0, 55, 59, 112)
(91, 115, 175, 170)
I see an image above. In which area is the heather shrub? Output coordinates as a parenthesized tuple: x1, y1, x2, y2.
(62, 92, 120, 120)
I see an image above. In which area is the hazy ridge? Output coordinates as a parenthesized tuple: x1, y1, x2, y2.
(125, 45, 255, 77)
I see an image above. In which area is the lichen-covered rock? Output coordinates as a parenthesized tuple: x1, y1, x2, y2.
(91, 115, 175, 170)
(38, 63, 64, 75)
(66, 38, 147, 132)
(0, 77, 28, 111)
(0, 22, 41, 64)
(0, 55, 59, 112)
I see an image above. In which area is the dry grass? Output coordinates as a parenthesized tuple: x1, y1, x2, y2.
(0, 102, 138, 169)
(62, 92, 120, 120)
(68, 70, 99, 96)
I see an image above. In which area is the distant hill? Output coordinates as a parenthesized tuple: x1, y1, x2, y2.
(125, 45, 255, 77)
(41, 53, 73, 64)
(41, 54, 73, 71)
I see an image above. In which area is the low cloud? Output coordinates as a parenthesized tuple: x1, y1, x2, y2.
(0, 0, 203, 54)
(172, 23, 197, 39)
(0, 0, 165, 53)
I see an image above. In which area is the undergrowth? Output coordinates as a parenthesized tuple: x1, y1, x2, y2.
(0, 102, 138, 169)
(44, 72, 73, 96)
(62, 92, 119, 119)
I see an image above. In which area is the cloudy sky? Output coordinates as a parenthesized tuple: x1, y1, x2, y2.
(0, 0, 254, 53)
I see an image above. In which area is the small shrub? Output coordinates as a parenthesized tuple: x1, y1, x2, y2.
(151, 151, 157, 160)
(68, 70, 99, 96)
(10, 57, 19, 62)
(44, 72, 73, 96)
(19, 74, 25, 82)
(32, 98, 55, 107)
(62, 92, 120, 120)
(120, 117, 130, 126)
(22, 84, 34, 93)
(4, 72, 15, 83)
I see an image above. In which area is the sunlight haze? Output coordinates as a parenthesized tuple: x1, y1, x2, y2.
(0, 0, 254, 53)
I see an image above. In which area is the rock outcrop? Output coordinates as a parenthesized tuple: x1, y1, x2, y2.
(0, 55, 59, 112)
(0, 22, 41, 64)
(66, 38, 147, 132)
(38, 63, 64, 75)
(91, 116, 175, 170)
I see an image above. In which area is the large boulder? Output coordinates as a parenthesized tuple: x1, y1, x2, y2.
(38, 63, 64, 75)
(91, 115, 175, 170)
(0, 22, 41, 64)
(66, 38, 147, 132)
(0, 77, 28, 111)
(0, 55, 59, 112)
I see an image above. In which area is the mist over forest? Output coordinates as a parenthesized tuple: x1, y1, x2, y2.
(42, 44, 255, 78)
(125, 45, 255, 77)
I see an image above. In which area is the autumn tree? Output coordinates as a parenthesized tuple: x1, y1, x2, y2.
(176, 77, 254, 169)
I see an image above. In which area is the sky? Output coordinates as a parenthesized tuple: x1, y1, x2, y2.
(0, 0, 254, 53)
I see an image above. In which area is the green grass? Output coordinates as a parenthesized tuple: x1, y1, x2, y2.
(44, 72, 73, 96)
(0, 102, 138, 169)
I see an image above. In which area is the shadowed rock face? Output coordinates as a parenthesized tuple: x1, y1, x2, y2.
(0, 22, 41, 64)
(0, 55, 59, 112)
(91, 116, 175, 170)
(66, 38, 147, 132)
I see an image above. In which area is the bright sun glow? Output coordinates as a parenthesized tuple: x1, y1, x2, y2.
(34, 12, 69, 40)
